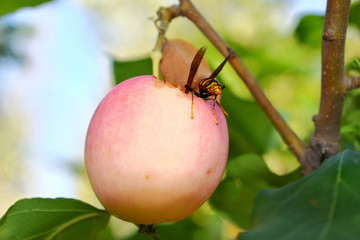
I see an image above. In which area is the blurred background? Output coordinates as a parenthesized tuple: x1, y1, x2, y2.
(1, 0, 360, 239)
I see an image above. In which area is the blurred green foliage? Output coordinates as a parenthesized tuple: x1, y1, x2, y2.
(0, 0, 52, 17)
(349, 1, 360, 30)
(0, 23, 33, 63)
(113, 57, 152, 85)
(221, 91, 276, 157)
(294, 15, 323, 49)
(346, 58, 360, 75)
(0, 0, 51, 62)
(210, 154, 301, 229)
(341, 90, 360, 151)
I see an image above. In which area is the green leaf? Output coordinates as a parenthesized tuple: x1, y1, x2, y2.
(97, 225, 117, 240)
(240, 150, 360, 240)
(294, 15, 324, 49)
(341, 116, 360, 151)
(0, 24, 33, 63)
(209, 154, 300, 229)
(221, 90, 278, 157)
(0, 198, 111, 240)
(341, 94, 360, 151)
(0, 0, 52, 17)
(349, 2, 360, 30)
(113, 57, 152, 85)
(346, 57, 360, 74)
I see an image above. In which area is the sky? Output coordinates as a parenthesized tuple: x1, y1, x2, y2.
(0, 0, 112, 204)
(0, 0, 327, 214)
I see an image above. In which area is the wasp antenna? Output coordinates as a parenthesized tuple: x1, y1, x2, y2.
(185, 46, 208, 94)
(209, 54, 231, 79)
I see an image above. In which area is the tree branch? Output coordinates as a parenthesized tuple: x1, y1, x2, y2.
(303, 0, 351, 174)
(179, 0, 306, 160)
(344, 76, 360, 94)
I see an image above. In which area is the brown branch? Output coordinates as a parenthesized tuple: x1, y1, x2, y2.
(303, 0, 351, 174)
(152, 6, 182, 78)
(179, 0, 306, 160)
(154, 6, 182, 51)
(344, 76, 360, 94)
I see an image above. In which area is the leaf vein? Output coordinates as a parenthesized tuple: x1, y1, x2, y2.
(341, 181, 360, 201)
(24, 212, 106, 240)
(318, 150, 346, 240)
(7, 209, 97, 218)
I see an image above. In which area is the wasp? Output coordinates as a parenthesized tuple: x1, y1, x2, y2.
(184, 46, 230, 125)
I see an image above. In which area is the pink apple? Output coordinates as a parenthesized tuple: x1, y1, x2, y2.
(85, 75, 228, 224)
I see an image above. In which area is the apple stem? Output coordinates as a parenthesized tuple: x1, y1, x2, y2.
(151, 6, 182, 80)
(150, 50, 162, 79)
(137, 224, 161, 240)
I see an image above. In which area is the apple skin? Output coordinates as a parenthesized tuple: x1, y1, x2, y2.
(85, 75, 228, 224)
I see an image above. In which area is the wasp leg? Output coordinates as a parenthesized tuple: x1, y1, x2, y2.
(163, 80, 178, 88)
(185, 85, 195, 119)
(212, 99, 219, 125)
(216, 101, 229, 117)
(191, 91, 194, 119)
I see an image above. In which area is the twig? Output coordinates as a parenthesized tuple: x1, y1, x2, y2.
(151, 5, 181, 78)
(344, 76, 360, 94)
(179, 0, 306, 160)
(303, 0, 351, 174)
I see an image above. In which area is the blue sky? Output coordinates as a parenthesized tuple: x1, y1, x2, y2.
(1, 0, 112, 204)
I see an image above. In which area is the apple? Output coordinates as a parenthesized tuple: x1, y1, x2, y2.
(85, 75, 229, 224)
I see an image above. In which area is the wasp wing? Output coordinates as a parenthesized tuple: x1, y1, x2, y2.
(185, 46, 207, 93)
(209, 55, 231, 79)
